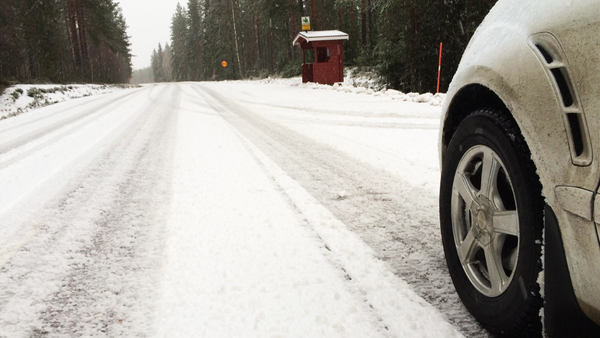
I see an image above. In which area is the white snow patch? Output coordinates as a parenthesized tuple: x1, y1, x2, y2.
(0, 84, 134, 119)
(230, 117, 463, 338)
(250, 77, 445, 106)
(158, 97, 387, 337)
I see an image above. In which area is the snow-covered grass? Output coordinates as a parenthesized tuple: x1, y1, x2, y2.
(0, 84, 135, 120)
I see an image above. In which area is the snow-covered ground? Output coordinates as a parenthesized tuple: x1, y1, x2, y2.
(0, 84, 133, 120)
(0, 79, 487, 337)
(261, 76, 446, 107)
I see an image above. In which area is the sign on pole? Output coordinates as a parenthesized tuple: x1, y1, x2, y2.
(301, 17, 311, 31)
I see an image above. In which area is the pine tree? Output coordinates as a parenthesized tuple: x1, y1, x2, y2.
(19, 0, 63, 81)
(131, 66, 154, 84)
(0, 0, 21, 84)
(0, 0, 132, 86)
(374, 0, 495, 92)
(153, 0, 496, 92)
(152, 44, 165, 82)
(187, 0, 203, 80)
(162, 43, 173, 82)
(171, 3, 189, 81)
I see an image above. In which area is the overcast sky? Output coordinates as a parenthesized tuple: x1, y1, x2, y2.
(119, 0, 183, 70)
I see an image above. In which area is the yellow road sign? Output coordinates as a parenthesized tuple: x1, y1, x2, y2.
(302, 16, 311, 31)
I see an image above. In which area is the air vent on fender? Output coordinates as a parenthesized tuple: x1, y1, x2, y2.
(529, 33, 592, 167)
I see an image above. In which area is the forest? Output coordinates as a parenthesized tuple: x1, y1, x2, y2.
(0, 0, 132, 91)
(0, 0, 497, 94)
(150, 0, 497, 93)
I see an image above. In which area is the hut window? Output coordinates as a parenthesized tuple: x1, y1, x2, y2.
(316, 47, 330, 63)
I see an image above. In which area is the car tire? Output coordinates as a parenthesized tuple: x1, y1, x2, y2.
(440, 109, 544, 337)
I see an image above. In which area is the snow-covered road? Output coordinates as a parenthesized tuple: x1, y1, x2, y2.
(0, 81, 489, 337)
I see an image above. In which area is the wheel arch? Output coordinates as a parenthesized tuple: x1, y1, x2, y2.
(441, 83, 512, 164)
(440, 77, 600, 332)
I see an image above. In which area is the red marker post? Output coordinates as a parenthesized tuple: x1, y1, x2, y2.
(437, 42, 443, 93)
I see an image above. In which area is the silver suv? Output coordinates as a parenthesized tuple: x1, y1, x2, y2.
(439, 0, 600, 336)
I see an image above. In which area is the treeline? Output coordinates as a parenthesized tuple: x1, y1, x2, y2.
(0, 0, 132, 89)
(131, 66, 154, 85)
(151, 0, 496, 93)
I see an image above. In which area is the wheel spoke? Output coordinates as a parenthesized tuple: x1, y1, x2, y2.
(500, 236, 518, 272)
(493, 210, 519, 236)
(456, 226, 478, 264)
(448, 143, 525, 297)
(484, 241, 509, 294)
(454, 172, 478, 209)
(479, 148, 500, 200)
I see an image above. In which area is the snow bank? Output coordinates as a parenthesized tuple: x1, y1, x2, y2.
(0, 84, 135, 120)
(253, 76, 446, 106)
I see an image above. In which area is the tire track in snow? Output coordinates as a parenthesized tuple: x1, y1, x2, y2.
(0, 89, 135, 134)
(0, 90, 149, 171)
(0, 88, 143, 155)
(0, 84, 177, 337)
(194, 84, 490, 338)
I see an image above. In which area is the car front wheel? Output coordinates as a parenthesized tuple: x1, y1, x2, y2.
(440, 109, 544, 337)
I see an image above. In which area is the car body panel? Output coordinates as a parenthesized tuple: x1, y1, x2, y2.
(441, 0, 600, 324)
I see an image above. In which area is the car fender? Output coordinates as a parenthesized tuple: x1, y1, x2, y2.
(441, 31, 577, 200)
(441, 9, 600, 325)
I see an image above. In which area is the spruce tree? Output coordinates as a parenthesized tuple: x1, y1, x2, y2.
(187, 0, 203, 80)
(171, 3, 189, 81)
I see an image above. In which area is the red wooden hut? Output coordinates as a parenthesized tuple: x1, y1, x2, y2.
(293, 30, 349, 85)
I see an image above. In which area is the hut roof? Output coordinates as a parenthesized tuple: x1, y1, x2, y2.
(293, 30, 349, 46)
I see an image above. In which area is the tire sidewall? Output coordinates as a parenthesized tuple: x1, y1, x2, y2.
(440, 111, 543, 334)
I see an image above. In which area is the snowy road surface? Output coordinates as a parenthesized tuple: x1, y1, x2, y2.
(0, 81, 489, 337)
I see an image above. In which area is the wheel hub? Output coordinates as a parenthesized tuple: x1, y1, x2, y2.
(476, 210, 488, 229)
(473, 197, 493, 246)
(450, 144, 520, 297)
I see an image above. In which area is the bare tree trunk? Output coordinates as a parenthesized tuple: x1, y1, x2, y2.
(361, 0, 366, 46)
(367, 0, 372, 45)
(68, 0, 81, 68)
(75, 0, 89, 75)
(409, 0, 418, 87)
(268, 18, 274, 73)
(230, 0, 243, 78)
(253, 0, 262, 70)
(289, 0, 298, 60)
(310, 0, 316, 29)
(290, 0, 298, 34)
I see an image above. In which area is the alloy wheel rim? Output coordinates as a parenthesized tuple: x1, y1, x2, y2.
(451, 145, 520, 297)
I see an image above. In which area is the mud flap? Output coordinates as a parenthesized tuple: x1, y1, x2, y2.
(544, 205, 600, 337)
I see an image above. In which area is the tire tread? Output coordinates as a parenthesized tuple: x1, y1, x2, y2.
(443, 108, 544, 337)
